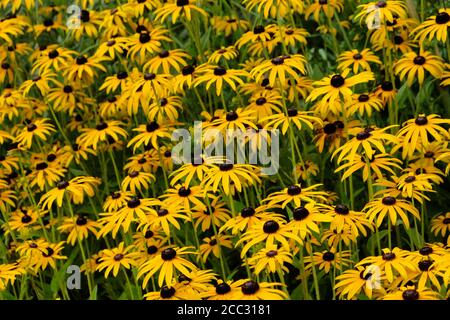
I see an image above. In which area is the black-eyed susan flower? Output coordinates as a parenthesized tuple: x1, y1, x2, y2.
(413, 9, 450, 45)
(234, 280, 288, 300)
(177, 269, 216, 295)
(337, 49, 381, 73)
(144, 283, 199, 300)
(15, 118, 55, 149)
(35, 242, 67, 271)
(357, 248, 416, 283)
(220, 205, 280, 235)
(127, 121, 173, 151)
(332, 126, 398, 164)
(63, 55, 109, 86)
(287, 203, 332, 239)
(355, 0, 407, 26)
(191, 196, 230, 232)
(201, 162, 261, 195)
(237, 218, 303, 257)
(138, 200, 190, 236)
(305, 249, 352, 273)
(396, 114, 450, 159)
(326, 204, 373, 237)
(77, 120, 128, 151)
(194, 64, 248, 96)
(347, 93, 384, 117)
(137, 246, 197, 287)
(199, 235, 232, 262)
(305, 0, 343, 21)
(335, 153, 403, 181)
(211, 16, 250, 36)
(208, 46, 238, 64)
(247, 245, 293, 275)
(261, 108, 322, 135)
(144, 49, 190, 74)
(154, 0, 207, 24)
(307, 70, 375, 104)
(200, 279, 246, 300)
(121, 171, 155, 194)
(383, 284, 439, 300)
(57, 215, 99, 245)
(394, 51, 445, 86)
(98, 196, 156, 238)
(364, 195, 420, 229)
(430, 212, 450, 239)
(251, 54, 307, 88)
(97, 242, 137, 278)
(335, 265, 380, 300)
(39, 176, 100, 209)
(263, 184, 328, 209)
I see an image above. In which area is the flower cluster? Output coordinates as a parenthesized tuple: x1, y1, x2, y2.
(0, 0, 450, 301)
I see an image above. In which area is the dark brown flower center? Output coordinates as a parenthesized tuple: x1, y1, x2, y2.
(21, 215, 32, 223)
(393, 35, 404, 45)
(144, 73, 156, 80)
(128, 171, 139, 178)
(226, 111, 238, 121)
(330, 75, 345, 88)
(404, 175, 416, 183)
(381, 81, 393, 91)
(402, 289, 419, 300)
(263, 220, 279, 233)
(241, 280, 260, 295)
(219, 163, 233, 171)
(161, 248, 176, 260)
(382, 252, 396, 261)
(266, 250, 278, 257)
(127, 197, 141, 208)
(253, 25, 265, 34)
(43, 247, 54, 257)
(57, 180, 69, 189)
(216, 283, 231, 294)
(376, 1, 387, 8)
(334, 204, 349, 215)
(241, 207, 255, 217)
(323, 123, 337, 134)
(287, 108, 298, 117)
(419, 246, 433, 255)
(255, 97, 266, 105)
(181, 65, 194, 75)
(356, 130, 371, 140)
(139, 32, 151, 43)
(80, 10, 90, 23)
(158, 50, 169, 58)
(147, 245, 158, 254)
(178, 186, 191, 197)
(358, 94, 369, 102)
(157, 209, 169, 217)
(214, 66, 227, 76)
(48, 49, 59, 59)
(287, 185, 302, 195)
(76, 56, 87, 65)
(293, 206, 309, 220)
(382, 196, 396, 205)
(435, 12, 450, 24)
(146, 121, 159, 132)
(76, 215, 88, 226)
(443, 218, 450, 224)
(413, 56, 426, 65)
(353, 53, 363, 60)
(415, 116, 428, 125)
(96, 122, 108, 130)
(176, 0, 189, 6)
(323, 251, 335, 261)
(271, 57, 284, 65)
(117, 71, 128, 79)
(159, 286, 175, 299)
